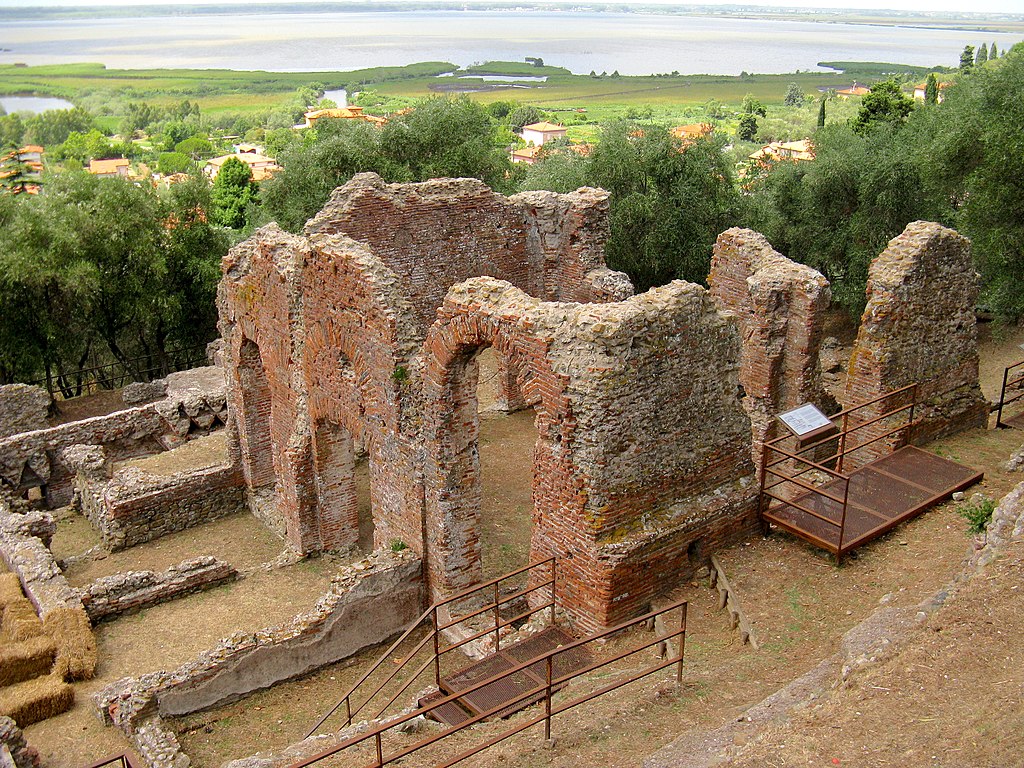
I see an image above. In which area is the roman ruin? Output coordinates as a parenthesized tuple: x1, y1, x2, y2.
(0, 181, 1001, 768)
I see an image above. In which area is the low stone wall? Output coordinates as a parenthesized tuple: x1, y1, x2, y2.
(76, 557, 239, 623)
(0, 500, 96, 681)
(0, 386, 49, 442)
(0, 367, 229, 509)
(0, 715, 40, 768)
(78, 463, 245, 551)
(95, 550, 423, 768)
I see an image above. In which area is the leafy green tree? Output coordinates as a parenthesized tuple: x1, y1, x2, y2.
(977, 42, 988, 65)
(0, 114, 25, 149)
(703, 99, 725, 120)
(24, 107, 94, 147)
(262, 96, 513, 232)
(851, 79, 913, 135)
(174, 136, 215, 161)
(486, 101, 515, 120)
(738, 113, 758, 142)
(960, 45, 975, 73)
(211, 156, 256, 229)
(784, 83, 805, 107)
(741, 94, 767, 117)
(990, 42, 998, 59)
(925, 73, 939, 105)
(55, 130, 114, 165)
(524, 122, 739, 290)
(509, 105, 544, 133)
(157, 151, 192, 175)
(120, 102, 162, 136)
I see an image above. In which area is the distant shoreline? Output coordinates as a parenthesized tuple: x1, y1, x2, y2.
(1, 3, 1023, 35)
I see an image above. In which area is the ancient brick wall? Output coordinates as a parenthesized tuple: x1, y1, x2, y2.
(420, 278, 757, 631)
(0, 368, 228, 509)
(95, 551, 422, 768)
(843, 221, 988, 462)
(77, 462, 245, 551)
(709, 228, 835, 469)
(76, 557, 238, 623)
(219, 177, 762, 632)
(0, 386, 49, 440)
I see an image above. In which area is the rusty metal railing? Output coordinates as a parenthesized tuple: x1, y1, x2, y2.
(290, 598, 687, 768)
(305, 557, 557, 739)
(995, 360, 1024, 428)
(84, 754, 136, 768)
(759, 384, 920, 557)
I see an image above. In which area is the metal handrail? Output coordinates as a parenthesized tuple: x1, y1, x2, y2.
(84, 755, 135, 768)
(288, 599, 687, 768)
(996, 359, 1024, 428)
(759, 385, 919, 558)
(305, 557, 557, 738)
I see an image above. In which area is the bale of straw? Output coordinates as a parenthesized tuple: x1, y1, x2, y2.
(0, 575, 24, 611)
(0, 675, 73, 728)
(42, 608, 96, 682)
(0, 636, 56, 688)
(1, 600, 44, 642)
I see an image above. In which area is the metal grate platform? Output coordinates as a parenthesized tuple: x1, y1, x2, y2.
(436, 626, 590, 724)
(764, 445, 982, 557)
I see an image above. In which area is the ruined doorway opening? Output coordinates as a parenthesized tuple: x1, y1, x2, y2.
(313, 421, 374, 553)
(474, 347, 537, 582)
(311, 351, 374, 553)
(237, 339, 275, 492)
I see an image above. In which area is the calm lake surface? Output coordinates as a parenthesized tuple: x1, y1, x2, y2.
(1, 11, 1021, 75)
(0, 95, 74, 113)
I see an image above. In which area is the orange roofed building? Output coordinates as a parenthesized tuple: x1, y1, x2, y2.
(749, 139, 815, 164)
(836, 83, 871, 99)
(670, 123, 713, 144)
(300, 106, 387, 129)
(520, 121, 567, 147)
(88, 158, 130, 178)
(204, 152, 282, 182)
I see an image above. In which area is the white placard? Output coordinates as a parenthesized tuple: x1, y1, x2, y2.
(778, 403, 833, 437)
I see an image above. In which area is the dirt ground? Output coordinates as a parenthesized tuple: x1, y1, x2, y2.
(18, 320, 1024, 768)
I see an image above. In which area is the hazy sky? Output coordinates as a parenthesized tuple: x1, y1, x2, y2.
(0, 0, 1020, 13)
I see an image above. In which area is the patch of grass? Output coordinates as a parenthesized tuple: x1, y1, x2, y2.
(958, 496, 996, 534)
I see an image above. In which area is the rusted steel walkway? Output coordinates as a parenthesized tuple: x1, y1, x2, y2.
(421, 625, 592, 727)
(764, 445, 982, 557)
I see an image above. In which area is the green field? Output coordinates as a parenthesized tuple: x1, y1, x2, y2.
(0, 58, 945, 121)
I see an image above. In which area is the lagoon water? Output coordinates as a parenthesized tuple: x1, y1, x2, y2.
(0, 95, 74, 113)
(1, 11, 1021, 76)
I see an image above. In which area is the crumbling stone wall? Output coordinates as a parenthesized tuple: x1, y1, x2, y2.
(95, 551, 422, 768)
(0, 386, 49, 441)
(304, 173, 632, 337)
(76, 557, 238, 623)
(220, 175, 761, 631)
(76, 459, 244, 552)
(0, 367, 228, 509)
(709, 228, 836, 468)
(421, 279, 758, 630)
(843, 221, 988, 462)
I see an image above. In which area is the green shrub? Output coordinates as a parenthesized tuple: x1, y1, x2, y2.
(958, 496, 996, 534)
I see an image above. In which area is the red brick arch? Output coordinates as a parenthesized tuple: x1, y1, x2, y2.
(419, 304, 571, 598)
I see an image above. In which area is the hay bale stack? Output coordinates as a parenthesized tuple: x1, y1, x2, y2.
(0, 575, 23, 610)
(0, 675, 73, 728)
(42, 608, 96, 682)
(1, 600, 44, 643)
(0, 637, 55, 688)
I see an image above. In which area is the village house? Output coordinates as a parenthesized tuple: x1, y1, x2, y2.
(519, 121, 567, 146)
(0, 145, 44, 194)
(913, 80, 951, 102)
(204, 152, 282, 182)
(299, 106, 387, 129)
(87, 158, 130, 178)
(510, 144, 543, 165)
(670, 123, 714, 145)
(748, 139, 815, 164)
(836, 83, 871, 98)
